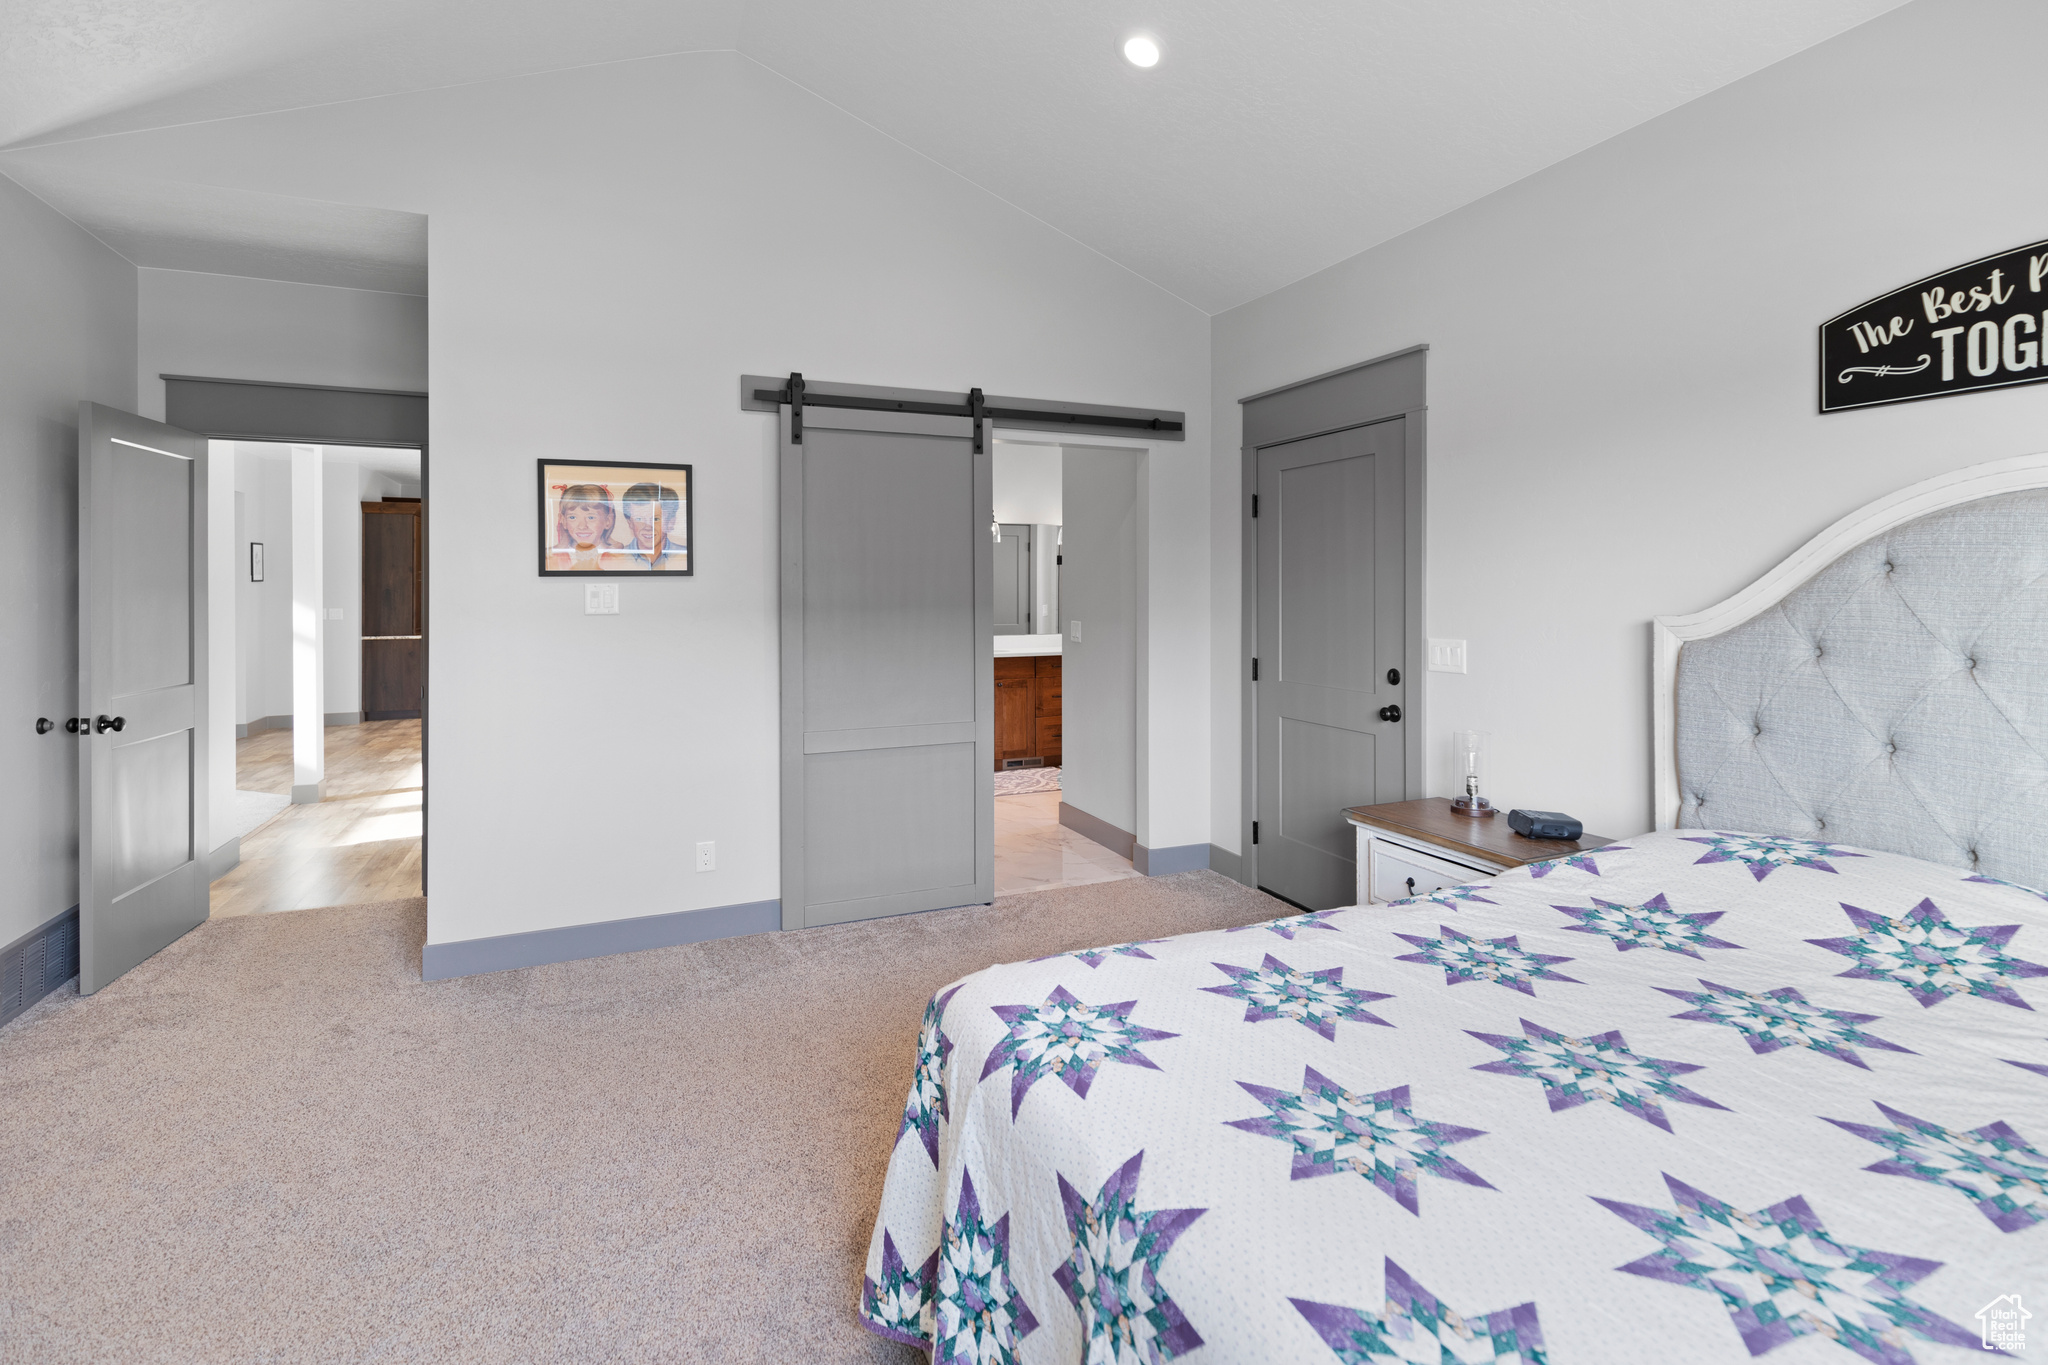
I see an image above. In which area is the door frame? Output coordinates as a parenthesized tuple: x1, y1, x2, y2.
(160, 377, 430, 890)
(1237, 345, 1428, 892)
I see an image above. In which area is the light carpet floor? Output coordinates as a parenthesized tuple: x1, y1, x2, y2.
(0, 872, 1288, 1363)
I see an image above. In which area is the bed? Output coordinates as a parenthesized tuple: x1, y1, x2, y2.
(861, 457, 2048, 1364)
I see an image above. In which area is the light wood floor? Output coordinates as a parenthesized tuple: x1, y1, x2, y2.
(209, 719, 423, 917)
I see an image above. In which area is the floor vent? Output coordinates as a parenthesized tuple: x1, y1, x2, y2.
(1002, 758, 1046, 770)
(0, 906, 78, 1028)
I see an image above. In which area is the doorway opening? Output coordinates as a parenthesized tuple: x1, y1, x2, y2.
(991, 438, 1142, 897)
(207, 441, 426, 917)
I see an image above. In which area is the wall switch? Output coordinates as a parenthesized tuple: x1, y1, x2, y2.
(695, 841, 715, 872)
(1428, 638, 1468, 673)
(585, 583, 620, 615)
(1069, 619, 1083, 643)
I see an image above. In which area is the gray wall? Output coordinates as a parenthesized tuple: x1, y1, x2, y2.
(1211, 0, 2048, 847)
(0, 175, 137, 946)
(1062, 446, 1138, 840)
(30, 52, 1211, 950)
(137, 269, 427, 422)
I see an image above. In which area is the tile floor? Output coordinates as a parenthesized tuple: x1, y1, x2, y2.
(993, 789, 1145, 896)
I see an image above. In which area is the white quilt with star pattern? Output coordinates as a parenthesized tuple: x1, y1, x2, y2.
(860, 828, 2047, 1364)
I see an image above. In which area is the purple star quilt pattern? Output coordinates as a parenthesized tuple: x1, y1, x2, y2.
(865, 828, 2042, 1361)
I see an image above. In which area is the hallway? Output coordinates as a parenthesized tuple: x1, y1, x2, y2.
(209, 720, 423, 917)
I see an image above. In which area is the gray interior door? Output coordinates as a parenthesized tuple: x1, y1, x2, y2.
(780, 404, 993, 929)
(78, 403, 210, 993)
(993, 524, 1032, 634)
(1254, 417, 1406, 909)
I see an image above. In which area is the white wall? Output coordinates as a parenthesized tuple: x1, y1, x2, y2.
(137, 269, 426, 421)
(992, 440, 1062, 524)
(234, 448, 293, 728)
(0, 175, 136, 946)
(27, 52, 1212, 948)
(1211, 0, 2048, 849)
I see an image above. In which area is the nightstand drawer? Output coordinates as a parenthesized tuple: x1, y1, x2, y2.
(1370, 839, 1491, 904)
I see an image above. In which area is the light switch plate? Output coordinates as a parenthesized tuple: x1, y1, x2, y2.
(1428, 638, 1468, 673)
(324, 606, 342, 620)
(1069, 619, 1083, 643)
(585, 583, 620, 615)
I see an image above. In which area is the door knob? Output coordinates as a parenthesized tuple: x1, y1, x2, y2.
(95, 714, 125, 734)
(65, 717, 83, 734)
(1378, 704, 1403, 722)
(35, 717, 52, 734)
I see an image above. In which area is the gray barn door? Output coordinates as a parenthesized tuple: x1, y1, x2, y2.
(780, 404, 993, 929)
(1255, 417, 1406, 909)
(78, 404, 210, 992)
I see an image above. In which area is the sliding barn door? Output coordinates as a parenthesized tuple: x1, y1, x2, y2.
(77, 403, 210, 993)
(780, 405, 993, 929)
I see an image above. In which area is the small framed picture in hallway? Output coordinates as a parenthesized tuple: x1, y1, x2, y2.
(538, 460, 693, 576)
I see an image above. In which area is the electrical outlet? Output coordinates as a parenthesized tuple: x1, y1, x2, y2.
(1069, 619, 1083, 643)
(585, 583, 620, 615)
(695, 841, 715, 872)
(1428, 638, 1468, 673)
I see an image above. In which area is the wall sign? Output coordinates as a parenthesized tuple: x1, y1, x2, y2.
(1820, 236, 2048, 413)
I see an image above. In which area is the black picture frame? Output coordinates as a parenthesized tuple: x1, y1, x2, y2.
(537, 459, 694, 577)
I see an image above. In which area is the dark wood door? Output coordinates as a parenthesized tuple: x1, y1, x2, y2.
(362, 501, 422, 720)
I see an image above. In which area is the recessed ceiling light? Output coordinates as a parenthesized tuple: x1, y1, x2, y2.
(1122, 35, 1160, 68)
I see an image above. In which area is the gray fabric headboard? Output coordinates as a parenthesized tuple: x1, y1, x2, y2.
(1674, 487, 2048, 889)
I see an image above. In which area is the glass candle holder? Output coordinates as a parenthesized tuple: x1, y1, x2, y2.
(1451, 729, 1494, 816)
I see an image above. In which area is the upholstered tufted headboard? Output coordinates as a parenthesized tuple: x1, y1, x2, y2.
(1652, 455, 2048, 890)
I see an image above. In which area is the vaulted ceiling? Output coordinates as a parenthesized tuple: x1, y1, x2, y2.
(1, 0, 1908, 310)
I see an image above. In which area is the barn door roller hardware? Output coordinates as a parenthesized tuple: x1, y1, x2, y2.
(746, 374, 1185, 448)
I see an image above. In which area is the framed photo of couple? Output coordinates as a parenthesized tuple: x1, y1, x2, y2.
(538, 460, 693, 576)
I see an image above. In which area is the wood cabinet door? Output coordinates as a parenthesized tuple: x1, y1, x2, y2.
(995, 678, 1033, 763)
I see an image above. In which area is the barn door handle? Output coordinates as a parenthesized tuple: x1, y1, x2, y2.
(1378, 704, 1403, 722)
(95, 714, 125, 734)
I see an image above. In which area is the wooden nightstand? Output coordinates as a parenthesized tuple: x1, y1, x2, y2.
(1343, 799, 1613, 905)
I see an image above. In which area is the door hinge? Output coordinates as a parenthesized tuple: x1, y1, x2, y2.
(1252, 820, 1259, 845)
(1251, 657, 1258, 681)
(1251, 493, 1259, 518)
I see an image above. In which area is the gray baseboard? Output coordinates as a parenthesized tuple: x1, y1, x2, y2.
(235, 713, 358, 738)
(1207, 844, 1245, 884)
(207, 837, 241, 881)
(422, 898, 783, 981)
(291, 781, 324, 804)
(1, 904, 79, 1027)
(1058, 802, 1136, 860)
(1134, 842, 1210, 876)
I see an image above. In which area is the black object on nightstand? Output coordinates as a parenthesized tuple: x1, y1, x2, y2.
(1508, 809, 1583, 840)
